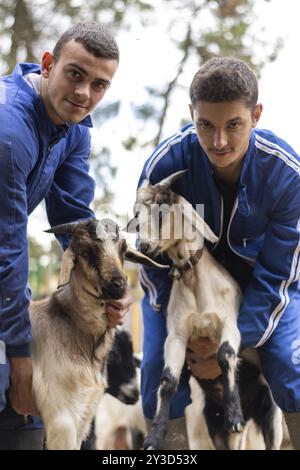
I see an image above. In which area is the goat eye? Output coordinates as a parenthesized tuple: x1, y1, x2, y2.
(76, 240, 92, 258)
(78, 246, 89, 257)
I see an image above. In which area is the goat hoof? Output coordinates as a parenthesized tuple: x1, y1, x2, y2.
(225, 412, 245, 433)
(230, 421, 244, 433)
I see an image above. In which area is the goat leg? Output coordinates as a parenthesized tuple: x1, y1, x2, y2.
(144, 367, 178, 450)
(217, 341, 245, 433)
(144, 333, 187, 450)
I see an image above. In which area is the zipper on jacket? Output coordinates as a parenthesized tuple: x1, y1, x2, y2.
(227, 198, 255, 263)
(212, 195, 224, 252)
(242, 238, 247, 247)
(48, 139, 60, 152)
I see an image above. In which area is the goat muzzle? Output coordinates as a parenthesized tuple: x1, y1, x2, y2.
(102, 276, 126, 300)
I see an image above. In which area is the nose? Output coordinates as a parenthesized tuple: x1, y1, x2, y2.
(102, 275, 126, 300)
(111, 276, 126, 290)
(74, 83, 90, 101)
(213, 129, 228, 149)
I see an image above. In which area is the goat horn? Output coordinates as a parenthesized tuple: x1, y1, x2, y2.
(44, 221, 79, 235)
(155, 169, 189, 189)
(125, 247, 170, 269)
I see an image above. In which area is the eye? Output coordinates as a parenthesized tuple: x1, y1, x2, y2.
(94, 81, 110, 91)
(76, 240, 92, 258)
(228, 121, 241, 129)
(197, 121, 213, 130)
(67, 69, 82, 80)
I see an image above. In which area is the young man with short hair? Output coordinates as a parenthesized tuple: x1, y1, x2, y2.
(0, 21, 131, 449)
(138, 57, 300, 449)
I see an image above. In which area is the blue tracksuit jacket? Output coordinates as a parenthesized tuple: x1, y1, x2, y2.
(139, 123, 300, 418)
(0, 63, 95, 412)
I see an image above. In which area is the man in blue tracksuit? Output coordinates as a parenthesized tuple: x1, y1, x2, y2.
(0, 22, 131, 449)
(138, 57, 300, 449)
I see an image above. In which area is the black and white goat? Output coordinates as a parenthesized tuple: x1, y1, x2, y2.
(106, 329, 140, 404)
(30, 218, 166, 450)
(127, 170, 282, 450)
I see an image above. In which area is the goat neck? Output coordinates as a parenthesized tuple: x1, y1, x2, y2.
(54, 268, 109, 338)
(167, 242, 204, 281)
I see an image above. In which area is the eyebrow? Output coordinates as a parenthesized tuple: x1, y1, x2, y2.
(66, 63, 111, 86)
(197, 116, 243, 125)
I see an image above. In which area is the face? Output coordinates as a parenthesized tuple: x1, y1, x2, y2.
(190, 100, 262, 181)
(41, 39, 118, 125)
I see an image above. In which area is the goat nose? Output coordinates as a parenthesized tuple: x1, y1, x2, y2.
(111, 277, 125, 289)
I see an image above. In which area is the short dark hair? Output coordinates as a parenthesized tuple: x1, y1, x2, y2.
(190, 57, 258, 111)
(53, 21, 119, 63)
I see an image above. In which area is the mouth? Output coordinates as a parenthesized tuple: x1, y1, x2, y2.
(210, 149, 233, 157)
(65, 98, 87, 109)
(210, 149, 232, 157)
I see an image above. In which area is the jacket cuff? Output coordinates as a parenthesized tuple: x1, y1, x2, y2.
(6, 343, 31, 358)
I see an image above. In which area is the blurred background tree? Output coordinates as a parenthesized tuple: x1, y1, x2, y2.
(0, 0, 281, 300)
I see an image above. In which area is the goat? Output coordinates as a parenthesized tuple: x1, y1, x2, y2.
(106, 329, 140, 405)
(127, 170, 282, 450)
(81, 329, 140, 450)
(30, 218, 167, 450)
(95, 361, 146, 450)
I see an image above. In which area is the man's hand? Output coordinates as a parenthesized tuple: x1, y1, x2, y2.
(186, 337, 221, 380)
(105, 285, 133, 328)
(9, 357, 39, 415)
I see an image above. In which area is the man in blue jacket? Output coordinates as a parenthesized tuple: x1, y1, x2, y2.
(0, 21, 131, 449)
(138, 57, 300, 449)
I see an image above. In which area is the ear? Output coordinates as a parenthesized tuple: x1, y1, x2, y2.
(252, 103, 263, 127)
(58, 246, 75, 288)
(189, 103, 194, 121)
(176, 195, 218, 243)
(41, 51, 54, 78)
(125, 247, 169, 269)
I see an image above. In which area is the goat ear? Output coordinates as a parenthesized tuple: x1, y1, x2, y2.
(58, 247, 75, 288)
(177, 195, 218, 243)
(125, 248, 169, 269)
